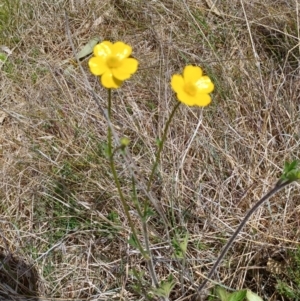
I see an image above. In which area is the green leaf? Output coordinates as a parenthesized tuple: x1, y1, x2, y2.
(215, 286, 231, 301)
(128, 233, 140, 249)
(128, 268, 145, 280)
(280, 160, 300, 182)
(214, 287, 247, 301)
(283, 160, 297, 175)
(152, 275, 176, 298)
(246, 290, 263, 301)
(76, 37, 100, 60)
(0, 52, 7, 62)
(143, 207, 154, 220)
(172, 232, 189, 259)
(179, 232, 189, 255)
(102, 142, 109, 158)
(228, 290, 247, 301)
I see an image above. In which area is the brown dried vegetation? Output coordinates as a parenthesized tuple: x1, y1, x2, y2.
(0, 0, 299, 300)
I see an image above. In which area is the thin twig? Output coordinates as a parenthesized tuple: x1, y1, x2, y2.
(196, 179, 294, 295)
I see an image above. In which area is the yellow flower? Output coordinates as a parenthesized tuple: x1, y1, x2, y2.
(88, 41, 138, 89)
(171, 65, 214, 106)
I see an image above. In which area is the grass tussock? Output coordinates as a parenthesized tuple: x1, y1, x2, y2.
(0, 0, 300, 300)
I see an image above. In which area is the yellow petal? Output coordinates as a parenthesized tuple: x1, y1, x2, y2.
(171, 74, 184, 94)
(93, 41, 112, 58)
(101, 72, 122, 89)
(122, 58, 138, 74)
(112, 69, 130, 81)
(112, 41, 132, 60)
(88, 57, 108, 75)
(194, 93, 212, 106)
(176, 90, 197, 106)
(183, 65, 202, 82)
(195, 76, 214, 94)
(112, 58, 138, 80)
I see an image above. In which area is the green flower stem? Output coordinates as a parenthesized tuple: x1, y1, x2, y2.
(196, 178, 295, 295)
(131, 177, 159, 288)
(147, 101, 181, 191)
(107, 89, 146, 258)
(143, 100, 181, 288)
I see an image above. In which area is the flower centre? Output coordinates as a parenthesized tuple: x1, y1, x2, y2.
(107, 56, 121, 68)
(183, 81, 197, 96)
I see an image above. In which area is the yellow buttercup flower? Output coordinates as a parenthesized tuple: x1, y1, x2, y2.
(88, 41, 138, 89)
(171, 65, 214, 106)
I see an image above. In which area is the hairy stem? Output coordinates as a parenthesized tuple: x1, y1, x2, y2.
(131, 177, 159, 287)
(147, 101, 181, 191)
(106, 89, 146, 258)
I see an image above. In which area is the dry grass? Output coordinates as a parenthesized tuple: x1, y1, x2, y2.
(0, 0, 300, 300)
